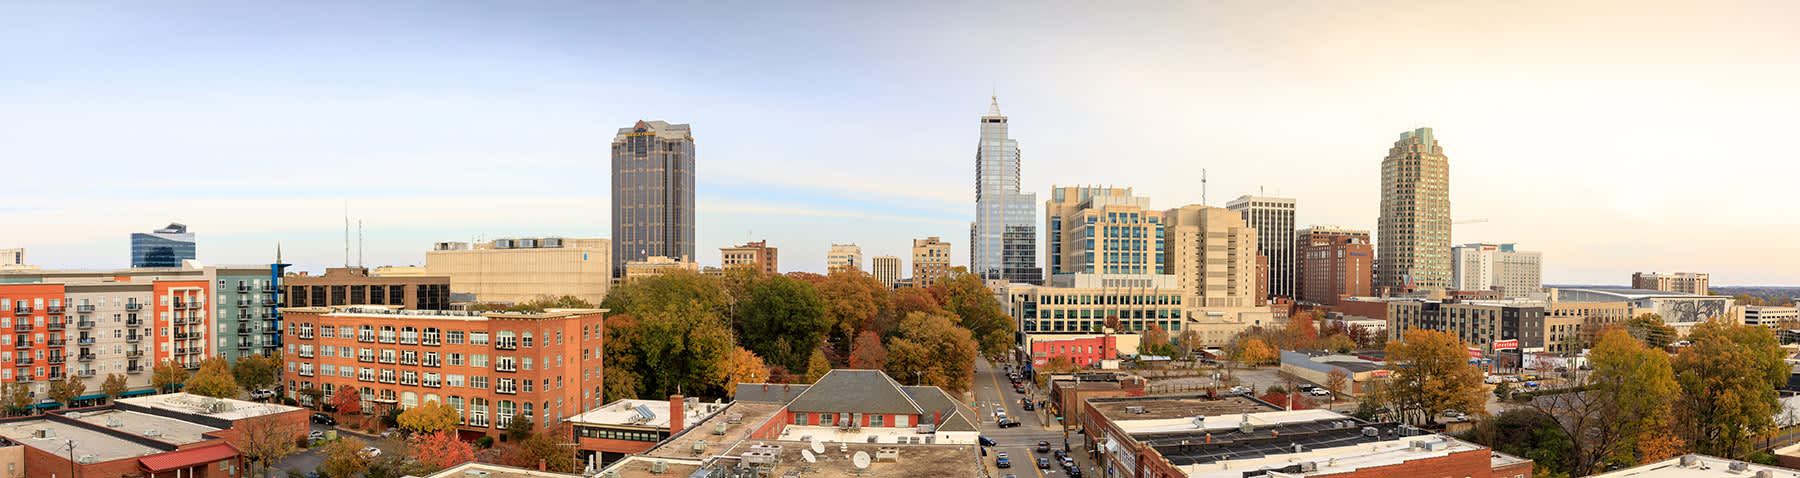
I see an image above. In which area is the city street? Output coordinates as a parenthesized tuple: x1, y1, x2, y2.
(973, 358, 1099, 477)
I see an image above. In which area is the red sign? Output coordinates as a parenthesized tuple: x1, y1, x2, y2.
(1371, 370, 1391, 378)
(1466, 347, 1483, 358)
(1493, 339, 1519, 351)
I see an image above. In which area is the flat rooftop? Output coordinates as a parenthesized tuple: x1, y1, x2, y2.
(0, 418, 165, 462)
(66, 409, 221, 445)
(566, 399, 728, 429)
(602, 456, 705, 478)
(418, 462, 589, 478)
(1089, 394, 1278, 421)
(281, 306, 606, 320)
(1588, 454, 1800, 477)
(119, 392, 303, 421)
(1179, 435, 1502, 478)
(646, 401, 785, 460)
(722, 440, 978, 478)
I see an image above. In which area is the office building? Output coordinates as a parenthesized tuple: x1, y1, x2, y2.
(1632, 272, 1710, 295)
(825, 243, 862, 273)
(733, 369, 979, 445)
(1162, 205, 1258, 309)
(911, 237, 950, 288)
(1296, 226, 1373, 305)
(720, 240, 779, 276)
(131, 223, 196, 268)
(1742, 306, 1798, 327)
(870, 255, 902, 288)
(621, 256, 699, 280)
(370, 265, 428, 276)
(425, 238, 612, 305)
(1044, 186, 1163, 277)
(1007, 277, 1186, 335)
(1451, 243, 1543, 298)
(284, 267, 451, 311)
(1227, 195, 1296, 300)
(1556, 287, 1731, 331)
(611, 120, 695, 277)
(0, 248, 30, 271)
(1377, 127, 1452, 292)
(971, 96, 1041, 285)
(279, 306, 606, 436)
(1389, 300, 1547, 362)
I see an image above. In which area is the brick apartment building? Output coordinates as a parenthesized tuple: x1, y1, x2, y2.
(280, 306, 605, 438)
(283, 267, 451, 310)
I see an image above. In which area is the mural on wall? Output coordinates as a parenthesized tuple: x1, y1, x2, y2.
(1663, 299, 1729, 323)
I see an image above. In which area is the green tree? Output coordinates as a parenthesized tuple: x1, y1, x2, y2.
(883, 312, 978, 393)
(1493, 380, 1512, 401)
(233, 352, 281, 393)
(1524, 327, 1677, 475)
(1, 383, 28, 416)
(1464, 409, 1577, 477)
(1376, 329, 1486, 425)
(634, 299, 733, 398)
(504, 413, 534, 442)
(397, 400, 460, 433)
(929, 271, 1015, 356)
(816, 270, 894, 358)
(601, 270, 730, 320)
(48, 375, 86, 409)
(1624, 314, 1678, 348)
(102, 373, 129, 404)
(152, 359, 188, 394)
(1673, 317, 1788, 458)
(804, 348, 832, 383)
(505, 295, 596, 312)
(187, 357, 241, 398)
(1319, 334, 1356, 354)
(602, 313, 644, 402)
(736, 275, 830, 371)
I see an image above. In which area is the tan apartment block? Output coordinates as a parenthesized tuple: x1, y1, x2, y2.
(622, 255, 699, 280)
(425, 238, 612, 305)
(721, 240, 778, 276)
(1632, 272, 1710, 295)
(1162, 205, 1257, 309)
(826, 244, 862, 273)
(911, 237, 950, 288)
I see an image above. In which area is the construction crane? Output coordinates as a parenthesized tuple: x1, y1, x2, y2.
(1454, 218, 1489, 226)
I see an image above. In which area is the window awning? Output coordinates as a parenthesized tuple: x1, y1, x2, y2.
(139, 443, 238, 472)
(120, 389, 157, 398)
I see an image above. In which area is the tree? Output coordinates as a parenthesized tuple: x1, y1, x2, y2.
(397, 400, 460, 434)
(299, 387, 326, 409)
(804, 348, 833, 383)
(883, 312, 978, 393)
(1325, 369, 1349, 405)
(1141, 323, 1171, 357)
(891, 287, 947, 326)
(410, 430, 476, 472)
(721, 347, 769, 398)
(1319, 334, 1356, 354)
(1624, 314, 1678, 349)
(48, 375, 86, 409)
(1284, 312, 1320, 349)
(514, 424, 578, 473)
(736, 275, 831, 371)
(187, 356, 240, 398)
(233, 352, 281, 393)
(601, 313, 643, 402)
(329, 386, 362, 416)
(1233, 338, 1277, 366)
(1465, 409, 1577, 477)
(816, 271, 894, 357)
(601, 270, 731, 320)
(930, 271, 1015, 356)
(1175, 329, 1201, 359)
(848, 331, 888, 369)
(504, 413, 534, 442)
(1375, 329, 1486, 425)
(102, 373, 129, 404)
(1673, 317, 1787, 458)
(319, 437, 371, 478)
(505, 295, 595, 313)
(152, 359, 188, 394)
(1522, 327, 1676, 475)
(632, 299, 733, 398)
(1493, 380, 1512, 401)
(235, 417, 303, 478)
(2, 383, 30, 416)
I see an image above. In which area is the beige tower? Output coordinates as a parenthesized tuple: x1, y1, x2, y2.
(870, 255, 902, 288)
(826, 244, 863, 273)
(1377, 127, 1452, 291)
(911, 237, 951, 288)
(1162, 205, 1258, 308)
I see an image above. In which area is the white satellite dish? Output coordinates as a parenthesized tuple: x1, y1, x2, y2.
(852, 451, 871, 469)
(802, 449, 817, 463)
(810, 439, 825, 454)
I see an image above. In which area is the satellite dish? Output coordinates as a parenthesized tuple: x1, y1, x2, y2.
(852, 451, 871, 469)
(810, 439, 825, 454)
(802, 449, 817, 463)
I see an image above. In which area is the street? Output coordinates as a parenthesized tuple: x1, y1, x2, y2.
(973, 357, 1100, 477)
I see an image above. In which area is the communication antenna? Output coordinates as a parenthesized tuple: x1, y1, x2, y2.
(1201, 169, 1208, 206)
(802, 449, 817, 463)
(851, 451, 871, 469)
(343, 201, 350, 267)
(810, 439, 825, 454)
(357, 220, 364, 267)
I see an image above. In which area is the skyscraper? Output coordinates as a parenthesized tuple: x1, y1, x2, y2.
(1162, 205, 1258, 309)
(611, 120, 695, 277)
(1376, 127, 1451, 291)
(826, 243, 863, 273)
(972, 96, 1041, 285)
(1296, 226, 1373, 305)
(131, 223, 195, 267)
(870, 255, 902, 288)
(1226, 195, 1296, 300)
(1044, 186, 1163, 277)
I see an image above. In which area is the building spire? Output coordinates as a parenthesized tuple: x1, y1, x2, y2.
(987, 94, 1001, 116)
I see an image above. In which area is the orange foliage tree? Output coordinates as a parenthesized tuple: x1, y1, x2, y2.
(411, 430, 476, 472)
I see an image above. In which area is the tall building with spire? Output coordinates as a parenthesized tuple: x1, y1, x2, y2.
(611, 120, 695, 277)
(972, 96, 1041, 285)
(1377, 127, 1452, 291)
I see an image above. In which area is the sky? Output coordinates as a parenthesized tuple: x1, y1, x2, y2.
(2, 1, 1797, 285)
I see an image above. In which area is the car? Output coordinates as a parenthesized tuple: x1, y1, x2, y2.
(1037, 458, 1051, 469)
(308, 431, 326, 442)
(249, 389, 276, 400)
(996, 453, 1012, 468)
(1521, 374, 1540, 381)
(1526, 381, 1541, 388)
(1014, 386, 1027, 394)
(1309, 388, 1332, 396)
(311, 413, 337, 425)
(979, 436, 997, 447)
(997, 418, 1021, 428)
(1483, 375, 1502, 384)
(1054, 450, 1067, 461)
(1037, 441, 1051, 453)
(1069, 467, 1083, 477)
(1022, 400, 1035, 411)
(1227, 385, 1251, 395)
(360, 447, 382, 458)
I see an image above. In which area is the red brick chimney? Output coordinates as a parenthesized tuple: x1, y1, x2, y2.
(538, 459, 546, 471)
(669, 394, 685, 435)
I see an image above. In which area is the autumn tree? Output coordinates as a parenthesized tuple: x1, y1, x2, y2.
(235, 415, 303, 478)
(1284, 312, 1320, 349)
(1673, 317, 1788, 458)
(816, 270, 894, 357)
(232, 352, 280, 393)
(929, 272, 1014, 356)
(1140, 323, 1171, 357)
(410, 430, 476, 472)
(1319, 334, 1355, 354)
(1523, 328, 1676, 475)
(2, 383, 30, 416)
(736, 274, 830, 371)
(513, 424, 579, 472)
(721, 347, 769, 398)
(1624, 313, 1678, 348)
(1175, 329, 1201, 360)
(804, 348, 833, 383)
(48, 375, 85, 409)
(152, 359, 188, 394)
(1375, 329, 1486, 425)
(1325, 369, 1349, 405)
(848, 331, 888, 369)
(187, 356, 240, 398)
(319, 437, 371, 478)
(505, 295, 595, 313)
(884, 312, 978, 393)
(1233, 338, 1277, 366)
(329, 386, 362, 416)
(102, 373, 129, 404)
(398, 400, 460, 433)
(300, 387, 325, 409)
(601, 313, 643, 402)
(891, 287, 947, 325)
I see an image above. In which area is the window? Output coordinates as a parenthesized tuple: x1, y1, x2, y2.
(423, 352, 439, 367)
(400, 351, 417, 365)
(448, 353, 463, 366)
(380, 369, 396, 384)
(470, 398, 489, 427)
(401, 371, 418, 385)
(497, 401, 515, 428)
(378, 349, 395, 364)
(471, 376, 488, 389)
(358, 367, 375, 382)
(495, 331, 516, 349)
(497, 378, 516, 393)
(321, 326, 334, 338)
(341, 347, 354, 358)
(400, 327, 418, 345)
(340, 326, 353, 337)
(359, 348, 375, 362)
(523, 380, 532, 393)
(521, 332, 532, 348)
(871, 414, 884, 427)
(447, 331, 465, 344)
(472, 354, 488, 368)
(341, 367, 354, 378)
(447, 374, 464, 387)
(378, 326, 396, 343)
(422, 328, 440, 345)
(521, 357, 531, 371)
(470, 332, 489, 346)
(795, 413, 809, 426)
(358, 325, 375, 342)
(496, 356, 515, 372)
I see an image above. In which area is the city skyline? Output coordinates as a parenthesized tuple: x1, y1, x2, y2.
(3, 2, 1798, 284)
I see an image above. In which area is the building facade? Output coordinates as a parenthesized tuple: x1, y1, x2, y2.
(280, 306, 606, 436)
(911, 237, 950, 288)
(621, 256, 699, 280)
(719, 240, 778, 276)
(825, 244, 862, 273)
(1297, 226, 1373, 305)
(1451, 243, 1543, 298)
(1632, 272, 1710, 295)
(131, 223, 196, 268)
(1227, 195, 1296, 300)
(971, 97, 1041, 285)
(1388, 300, 1547, 359)
(425, 238, 612, 305)
(284, 267, 451, 311)
(1377, 127, 1452, 292)
(1162, 205, 1257, 309)
(869, 256, 901, 288)
(611, 120, 695, 277)
(1743, 306, 1799, 327)
(1044, 186, 1164, 277)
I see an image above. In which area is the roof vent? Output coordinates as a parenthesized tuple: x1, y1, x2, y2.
(33, 428, 54, 439)
(649, 460, 668, 474)
(600, 471, 620, 478)
(713, 422, 729, 435)
(1124, 406, 1146, 414)
(876, 448, 900, 461)
(726, 413, 743, 424)
(106, 417, 124, 428)
(77, 455, 99, 464)
(1728, 461, 1749, 472)
(1755, 470, 1775, 478)
(1298, 462, 1317, 472)
(692, 440, 707, 453)
(1361, 427, 1378, 437)
(1680, 455, 1701, 468)
(143, 428, 162, 437)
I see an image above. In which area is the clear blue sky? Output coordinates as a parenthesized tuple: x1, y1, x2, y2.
(3, 1, 1797, 284)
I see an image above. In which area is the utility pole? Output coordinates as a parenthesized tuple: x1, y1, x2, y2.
(65, 439, 79, 478)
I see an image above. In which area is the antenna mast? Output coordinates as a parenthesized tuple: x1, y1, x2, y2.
(1201, 169, 1208, 206)
(343, 201, 350, 267)
(358, 220, 364, 267)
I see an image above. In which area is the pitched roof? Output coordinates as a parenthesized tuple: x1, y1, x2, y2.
(786, 370, 923, 415)
(901, 386, 978, 432)
(733, 383, 810, 403)
(139, 443, 238, 472)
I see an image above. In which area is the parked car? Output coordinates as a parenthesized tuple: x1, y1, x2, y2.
(1525, 381, 1541, 388)
(311, 413, 337, 425)
(249, 389, 276, 400)
(1037, 458, 1052, 469)
(1054, 450, 1068, 461)
(360, 447, 382, 458)
(1037, 441, 1051, 453)
(996, 453, 1011, 468)
(1309, 388, 1332, 397)
(1022, 400, 1035, 411)
(1069, 466, 1083, 477)
(979, 436, 997, 447)
(308, 431, 326, 442)
(1227, 385, 1251, 395)
(998, 418, 1021, 428)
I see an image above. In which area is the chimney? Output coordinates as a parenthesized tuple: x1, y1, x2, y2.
(670, 394, 685, 435)
(538, 459, 546, 471)
(934, 410, 941, 425)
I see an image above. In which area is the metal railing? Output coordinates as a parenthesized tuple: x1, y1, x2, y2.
(125, 303, 142, 311)
(76, 305, 96, 313)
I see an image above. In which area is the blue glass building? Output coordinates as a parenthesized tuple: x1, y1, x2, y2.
(131, 223, 195, 267)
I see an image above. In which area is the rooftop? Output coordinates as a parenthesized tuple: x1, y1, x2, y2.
(1179, 435, 1507, 478)
(1558, 287, 1716, 300)
(279, 306, 607, 320)
(413, 462, 589, 478)
(731, 440, 978, 478)
(647, 401, 786, 460)
(0, 418, 165, 462)
(118, 392, 304, 421)
(599, 456, 705, 478)
(1588, 454, 1800, 477)
(65, 409, 221, 445)
(1089, 394, 1278, 421)
(567, 398, 728, 430)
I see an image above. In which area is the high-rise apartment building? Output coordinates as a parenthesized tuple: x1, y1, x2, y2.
(1043, 186, 1164, 277)
(1632, 272, 1710, 295)
(870, 256, 902, 288)
(1451, 243, 1543, 298)
(1161, 205, 1258, 308)
(911, 237, 951, 288)
(611, 121, 695, 278)
(1296, 227, 1373, 305)
(425, 238, 612, 305)
(1226, 195, 1296, 300)
(826, 244, 863, 273)
(720, 240, 779, 276)
(1376, 127, 1452, 291)
(131, 223, 196, 268)
(971, 97, 1041, 285)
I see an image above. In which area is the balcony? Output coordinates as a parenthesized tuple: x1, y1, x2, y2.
(126, 366, 143, 374)
(76, 369, 94, 378)
(183, 362, 200, 370)
(298, 351, 314, 358)
(236, 341, 254, 348)
(77, 353, 95, 362)
(262, 299, 277, 307)
(174, 332, 189, 339)
(495, 387, 516, 395)
(495, 342, 517, 350)
(46, 321, 64, 331)
(173, 317, 188, 325)
(125, 335, 142, 343)
(172, 301, 191, 310)
(357, 335, 375, 343)
(298, 370, 314, 377)
(46, 356, 64, 365)
(45, 306, 63, 314)
(377, 336, 395, 344)
(422, 339, 441, 347)
(13, 375, 32, 383)
(263, 285, 277, 293)
(77, 321, 95, 329)
(76, 338, 94, 346)
(14, 359, 31, 366)
(125, 303, 142, 311)
(47, 373, 64, 381)
(76, 305, 96, 313)
(358, 356, 373, 363)
(126, 350, 143, 358)
(13, 306, 31, 314)
(495, 364, 517, 373)
(298, 333, 315, 340)
(237, 327, 253, 335)
(46, 339, 66, 347)
(125, 318, 142, 327)
(237, 285, 250, 292)
(12, 324, 30, 332)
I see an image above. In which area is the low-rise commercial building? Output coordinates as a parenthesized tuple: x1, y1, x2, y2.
(1632, 272, 1710, 295)
(425, 238, 612, 305)
(1047, 372, 1146, 432)
(0, 394, 304, 478)
(1278, 350, 1390, 396)
(568, 395, 726, 467)
(1388, 300, 1547, 368)
(720, 240, 778, 276)
(1025, 333, 1139, 368)
(1744, 306, 1800, 327)
(1591, 454, 1794, 478)
(1556, 287, 1733, 334)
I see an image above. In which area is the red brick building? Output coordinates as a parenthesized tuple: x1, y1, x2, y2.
(1029, 335, 1120, 367)
(280, 306, 605, 437)
(1298, 231, 1373, 306)
(0, 393, 306, 478)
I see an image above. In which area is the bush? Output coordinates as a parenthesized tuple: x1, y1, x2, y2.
(288, 469, 305, 478)
(475, 436, 494, 449)
(1750, 451, 1779, 465)
(281, 397, 299, 406)
(1265, 385, 1287, 395)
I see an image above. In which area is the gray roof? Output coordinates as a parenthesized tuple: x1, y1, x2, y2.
(903, 386, 978, 432)
(733, 383, 810, 403)
(786, 370, 923, 415)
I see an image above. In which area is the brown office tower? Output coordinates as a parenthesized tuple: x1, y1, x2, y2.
(284, 267, 451, 310)
(1297, 226, 1374, 305)
(612, 121, 695, 277)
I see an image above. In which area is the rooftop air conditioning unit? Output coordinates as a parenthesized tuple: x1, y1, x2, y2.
(33, 428, 53, 439)
(77, 455, 99, 465)
(1756, 470, 1776, 478)
(714, 422, 729, 435)
(1361, 427, 1378, 437)
(143, 429, 162, 437)
(650, 460, 669, 474)
(1729, 462, 1750, 472)
(1680, 455, 1701, 468)
(726, 413, 743, 424)
(600, 471, 620, 478)
(693, 440, 708, 453)
(517, 239, 537, 248)
(493, 239, 514, 249)
(1424, 439, 1448, 451)
(1298, 462, 1317, 472)
(915, 425, 935, 434)
(1124, 406, 1146, 414)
